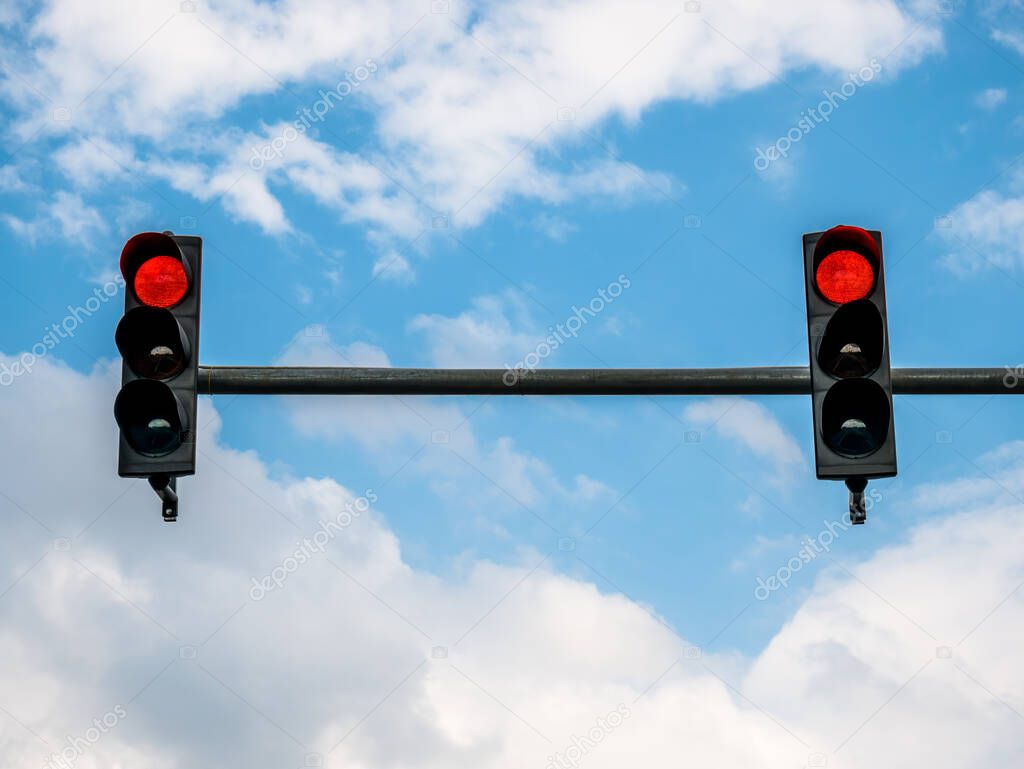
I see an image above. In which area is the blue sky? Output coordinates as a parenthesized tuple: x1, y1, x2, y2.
(2, 1, 1024, 767)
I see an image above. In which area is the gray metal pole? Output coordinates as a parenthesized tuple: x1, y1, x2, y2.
(197, 366, 1017, 396)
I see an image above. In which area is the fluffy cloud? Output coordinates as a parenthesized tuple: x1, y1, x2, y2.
(276, 330, 468, 450)
(684, 398, 804, 478)
(747, 500, 1024, 764)
(938, 183, 1024, 273)
(0, 163, 31, 192)
(52, 136, 138, 188)
(372, 251, 416, 284)
(993, 28, 1024, 55)
(911, 440, 1024, 511)
(0, 351, 1021, 768)
(1, 0, 941, 257)
(408, 291, 540, 368)
(2, 190, 108, 248)
(275, 328, 612, 514)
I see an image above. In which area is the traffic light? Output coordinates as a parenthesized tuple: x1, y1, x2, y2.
(114, 232, 202, 521)
(802, 225, 896, 523)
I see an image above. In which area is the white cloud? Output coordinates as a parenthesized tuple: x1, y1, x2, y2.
(276, 331, 465, 450)
(50, 191, 108, 241)
(409, 291, 539, 368)
(0, 164, 29, 191)
(148, 154, 293, 235)
(112, 196, 151, 234)
(372, 251, 415, 284)
(992, 28, 1024, 56)
(0, 4, 21, 26)
(910, 440, 1024, 511)
(9, 1, 941, 138)
(533, 213, 576, 242)
(143, 125, 427, 240)
(684, 398, 804, 477)
(746, 505, 1024, 764)
(53, 136, 137, 187)
(2, 190, 108, 247)
(3, 0, 941, 261)
(938, 185, 1024, 273)
(275, 327, 612, 514)
(0, 353, 1022, 767)
(975, 87, 1008, 110)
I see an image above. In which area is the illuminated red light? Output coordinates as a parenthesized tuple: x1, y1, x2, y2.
(134, 256, 188, 308)
(815, 249, 874, 304)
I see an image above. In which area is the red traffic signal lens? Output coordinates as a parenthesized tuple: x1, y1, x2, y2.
(134, 256, 188, 308)
(815, 249, 874, 304)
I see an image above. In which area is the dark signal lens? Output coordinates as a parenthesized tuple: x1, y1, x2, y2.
(817, 300, 883, 379)
(134, 256, 188, 308)
(114, 380, 186, 457)
(821, 379, 891, 458)
(115, 307, 190, 380)
(128, 417, 180, 456)
(815, 249, 875, 304)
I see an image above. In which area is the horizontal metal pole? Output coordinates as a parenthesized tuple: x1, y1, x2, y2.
(197, 366, 1018, 396)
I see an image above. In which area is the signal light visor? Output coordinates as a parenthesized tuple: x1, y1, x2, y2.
(812, 225, 880, 305)
(120, 232, 190, 308)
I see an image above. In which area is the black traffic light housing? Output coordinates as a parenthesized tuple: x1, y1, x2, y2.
(114, 232, 202, 520)
(803, 225, 896, 522)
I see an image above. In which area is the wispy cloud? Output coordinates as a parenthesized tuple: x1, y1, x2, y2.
(975, 87, 1008, 110)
